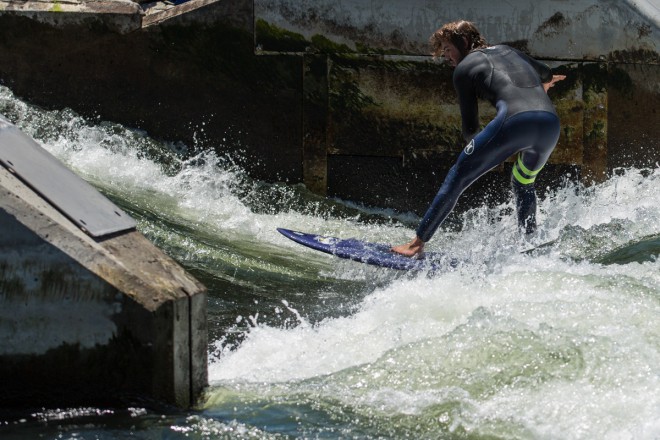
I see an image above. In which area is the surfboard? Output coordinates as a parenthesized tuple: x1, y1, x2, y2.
(277, 228, 457, 271)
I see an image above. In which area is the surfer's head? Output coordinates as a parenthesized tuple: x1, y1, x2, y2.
(430, 20, 488, 66)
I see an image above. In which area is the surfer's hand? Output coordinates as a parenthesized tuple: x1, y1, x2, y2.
(543, 75, 566, 93)
(391, 236, 425, 258)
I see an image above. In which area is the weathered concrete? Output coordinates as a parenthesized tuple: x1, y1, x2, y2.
(255, 0, 659, 62)
(0, 118, 207, 408)
(0, 0, 658, 215)
(319, 57, 583, 212)
(255, 0, 658, 211)
(0, 0, 222, 33)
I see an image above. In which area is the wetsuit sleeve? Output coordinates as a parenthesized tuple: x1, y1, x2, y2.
(511, 47, 553, 83)
(453, 63, 480, 142)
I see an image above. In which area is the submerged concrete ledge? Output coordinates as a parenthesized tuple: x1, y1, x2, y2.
(0, 117, 207, 408)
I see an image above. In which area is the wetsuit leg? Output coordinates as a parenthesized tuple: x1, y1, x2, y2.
(416, 102, 512, 242)
(510, 114, 560, 234)
(416, 107, 560, 242)
(511, 173, 538, 234)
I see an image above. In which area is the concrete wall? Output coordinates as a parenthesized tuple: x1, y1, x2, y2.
(0, 0, 657, 215)
(0, 121, 207, 408)
(255, 0, 659, 211)
(255, 0, 659, 61)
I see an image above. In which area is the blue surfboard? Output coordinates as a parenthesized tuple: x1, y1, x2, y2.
(277, 228, 458, 271)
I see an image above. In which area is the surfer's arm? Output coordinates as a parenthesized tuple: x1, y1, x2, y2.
(510, 47, 553, 83)
(510, 47, 565, 93)
(453, 73, 480, 142)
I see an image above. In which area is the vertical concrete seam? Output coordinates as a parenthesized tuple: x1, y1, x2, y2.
(182, 286, 195, 407)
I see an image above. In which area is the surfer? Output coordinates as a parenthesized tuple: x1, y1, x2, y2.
(392, 20, 566, 258)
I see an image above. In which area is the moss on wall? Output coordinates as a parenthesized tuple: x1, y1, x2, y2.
(256, 18, 310, 52)
(256, 18, 409, 55)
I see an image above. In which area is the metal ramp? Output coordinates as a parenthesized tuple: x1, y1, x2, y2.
(0, 115, 136, 238)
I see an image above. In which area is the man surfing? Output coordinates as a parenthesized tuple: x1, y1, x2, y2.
(392, 20, 566, 257)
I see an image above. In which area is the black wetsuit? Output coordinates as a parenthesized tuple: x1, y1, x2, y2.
(416, 45, 561, 240)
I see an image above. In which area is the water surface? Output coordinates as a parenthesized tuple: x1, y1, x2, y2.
(1, 86, 658, 439)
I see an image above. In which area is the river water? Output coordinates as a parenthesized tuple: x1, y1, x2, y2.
(1, 85, 659, 439)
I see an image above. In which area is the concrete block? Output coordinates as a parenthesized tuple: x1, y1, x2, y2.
(0, 126, 207, 408)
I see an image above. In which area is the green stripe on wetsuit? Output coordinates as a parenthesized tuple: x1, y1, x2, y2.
(513, 155, 543, 185)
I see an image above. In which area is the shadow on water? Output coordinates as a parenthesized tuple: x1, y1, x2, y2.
(523, 221, 660, 265)
(596, 233, 660, 265)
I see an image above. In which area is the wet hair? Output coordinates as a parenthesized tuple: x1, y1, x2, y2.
(429, 20, 488, 58)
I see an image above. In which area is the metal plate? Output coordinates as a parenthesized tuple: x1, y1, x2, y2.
(0, 117, 136, 238)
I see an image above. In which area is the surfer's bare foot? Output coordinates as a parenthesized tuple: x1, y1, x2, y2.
(391, 236, 425, 258)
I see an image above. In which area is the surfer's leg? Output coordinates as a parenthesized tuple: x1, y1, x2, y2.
(510, 112, 560, 234)
(415, 103, 512, 243)
(511, 169, 538, 234)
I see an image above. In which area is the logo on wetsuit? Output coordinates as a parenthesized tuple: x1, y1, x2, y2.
(464, 139, 475, 155)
